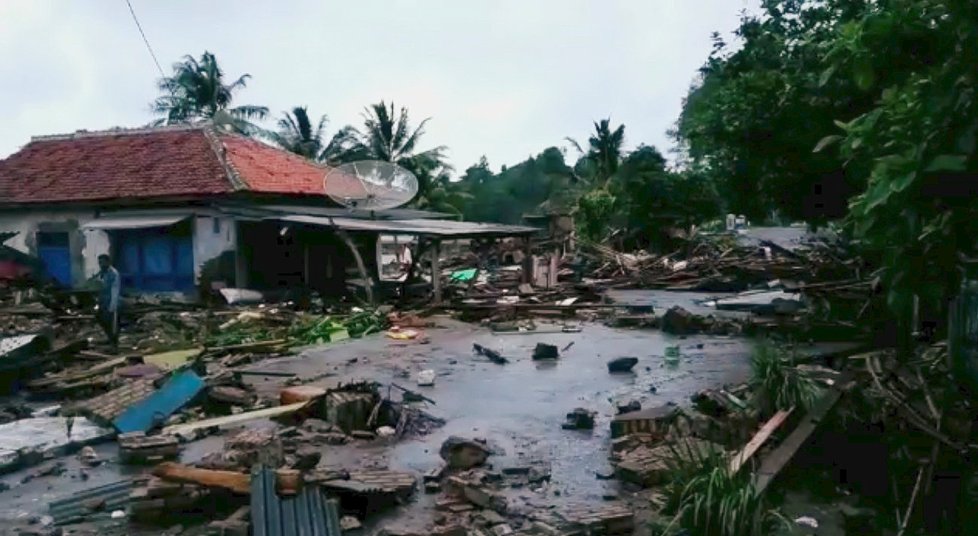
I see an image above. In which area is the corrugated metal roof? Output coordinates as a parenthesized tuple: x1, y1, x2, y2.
(251, 466, 341, 536)
(272, 214, 539, 238)
(49, 479, 132, 525)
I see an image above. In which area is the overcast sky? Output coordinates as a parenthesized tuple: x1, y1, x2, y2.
(0, 0, 755, 173)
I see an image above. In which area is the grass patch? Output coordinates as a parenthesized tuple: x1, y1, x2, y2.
(751, 341, 822, 413)
(660, 440, 788, 536)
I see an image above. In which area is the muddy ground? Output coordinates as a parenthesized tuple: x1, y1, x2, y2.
(243, 317, 755, 532)
(0, 313, 757, 533)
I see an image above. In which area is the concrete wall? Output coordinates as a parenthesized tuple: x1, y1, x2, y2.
(0, 207, 236, 290)
(192, 214, 236, 280)
(0, 208, 105, 286)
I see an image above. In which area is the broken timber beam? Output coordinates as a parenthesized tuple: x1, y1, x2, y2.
(752, 372, 853, 496)
(151, 462, 300, 496)
(336, 228, 374, 305)
(729, 408, 793, 474)
(152, 462, 251, 494)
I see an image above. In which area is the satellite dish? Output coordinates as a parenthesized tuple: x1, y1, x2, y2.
(324, 161, 418, 210)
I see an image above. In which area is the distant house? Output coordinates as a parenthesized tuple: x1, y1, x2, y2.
(0, 125, 535, 299)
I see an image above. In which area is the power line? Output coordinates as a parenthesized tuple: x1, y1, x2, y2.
(124, 0, 167, 81)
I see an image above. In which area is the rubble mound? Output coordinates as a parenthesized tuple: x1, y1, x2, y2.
(439, 436, 491, 469)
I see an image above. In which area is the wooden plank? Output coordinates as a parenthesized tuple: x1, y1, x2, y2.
(752, 373, 852, 496)
(729, 408, 793, 474)
(204, 339, 288, 355)
(152, 462, 251, 494)
(27, 356, 128, 389)
(162, 402, 307, 436)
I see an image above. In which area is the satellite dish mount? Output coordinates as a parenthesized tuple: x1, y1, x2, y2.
(324, 161, 419, 211)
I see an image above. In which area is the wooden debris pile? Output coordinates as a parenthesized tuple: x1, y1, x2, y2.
(578, 233, 870, 295)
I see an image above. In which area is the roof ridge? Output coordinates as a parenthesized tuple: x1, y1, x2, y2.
(202, 127, 248, 191)
(216, 130, 331, 169)
(30, 123, 206, 143)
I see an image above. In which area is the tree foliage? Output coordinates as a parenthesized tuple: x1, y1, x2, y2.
(267, 106, 329, 160)
(674, 1, 875, 222)
(675, 0, 978, 332)
(567, 118, 626, 186)
(831, 0, 978, 330)
(568, 121, 721, 248)
(456, 148, 575, 224)
(152, 51, 268, 135)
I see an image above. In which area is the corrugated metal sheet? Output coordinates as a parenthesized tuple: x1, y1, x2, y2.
(49, 479, 132, 525)
(251, 466, 341, 536)
(271, 214, 539, 238)
(113, 369, 205, 433)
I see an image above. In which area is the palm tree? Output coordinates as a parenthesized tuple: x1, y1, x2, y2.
(152, 51, 268, 135)
(566, 118, 626, 185)
(335, 101, 447, 167)
(403, 152, 469, 217)
(267, 107, 329, 159)
(330, 101, 452, 207)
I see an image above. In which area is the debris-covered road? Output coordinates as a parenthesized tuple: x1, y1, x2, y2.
(230, 317, 754, 532)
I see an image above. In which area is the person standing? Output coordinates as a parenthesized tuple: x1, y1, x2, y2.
(96, 254, 121, 348)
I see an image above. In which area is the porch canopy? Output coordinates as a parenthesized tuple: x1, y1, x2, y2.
(267, 214, 539, 238)
(81, 213, 190, 231)
(267, 214, 539, 304)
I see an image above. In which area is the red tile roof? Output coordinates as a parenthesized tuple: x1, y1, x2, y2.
(0, 126, 348, 205)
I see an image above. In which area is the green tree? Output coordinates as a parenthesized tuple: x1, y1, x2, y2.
(266, 106, 358, 164)
(456, 149, 573, 224)
(152, 51, 268, 135)
(674, 1, 874, 222)
(827, 0, 978, 342)
(267, 107, 328, 159)
(567, 118, 626, 186)
(330, 101, 453, 210)
(336, 101, 446, 166)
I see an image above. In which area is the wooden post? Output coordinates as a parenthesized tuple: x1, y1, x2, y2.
(303, 242, 310, 286)
(549, 247, 560, 288)
(521, 237, 533, 284)
(336, 229, 374, 305)
(399, 238, 426, 300)
(431, 239, 442, 304)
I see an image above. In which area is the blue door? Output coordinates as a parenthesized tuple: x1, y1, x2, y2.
(115, 226, 194, 292)
(36, 232, 71, 286)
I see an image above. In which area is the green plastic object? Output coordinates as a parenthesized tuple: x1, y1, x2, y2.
(450, 268, 478, 282)
(664, 345, 681, 366)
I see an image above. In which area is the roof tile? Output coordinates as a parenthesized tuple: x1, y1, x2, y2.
(0, 126, 353, 204)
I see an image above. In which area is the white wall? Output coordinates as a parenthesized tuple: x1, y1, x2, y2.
(192, 214, 236, 280)
(0, 207, 106, 286)
(0, 207, 236, 289)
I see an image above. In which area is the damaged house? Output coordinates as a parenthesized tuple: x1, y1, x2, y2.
(0, 125, 536, 300)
